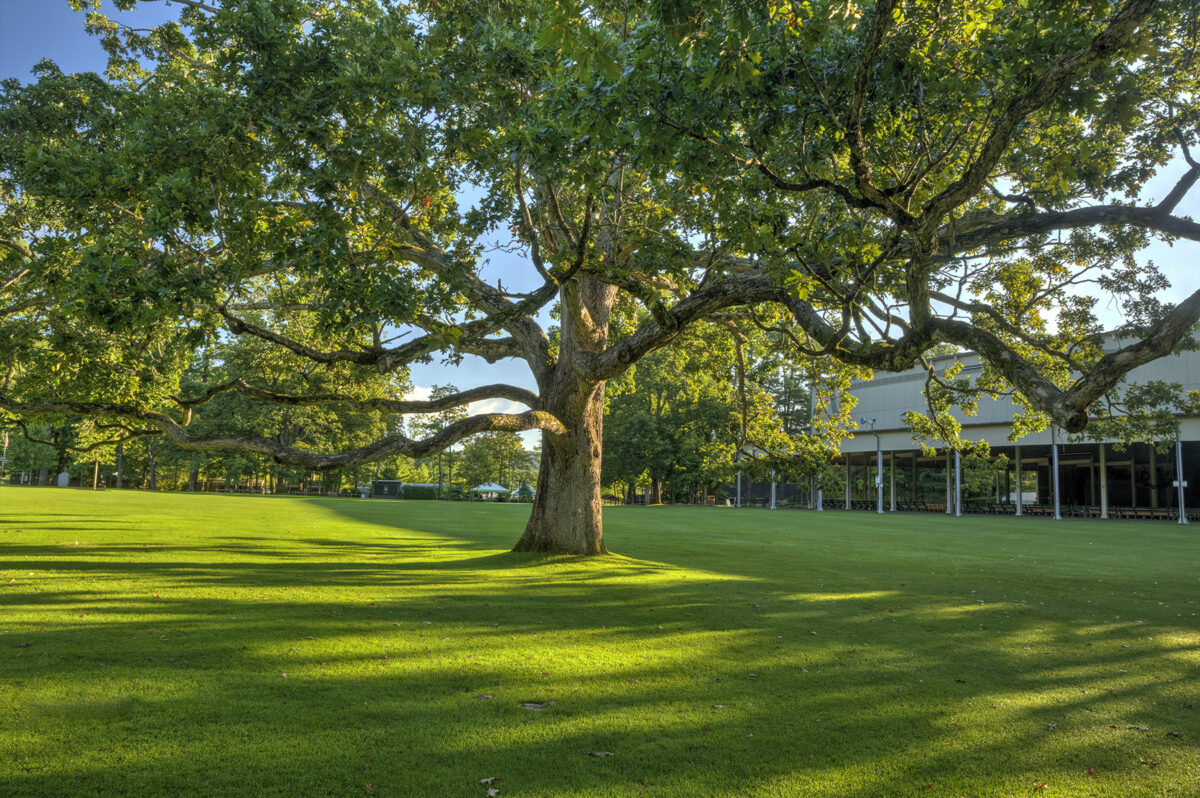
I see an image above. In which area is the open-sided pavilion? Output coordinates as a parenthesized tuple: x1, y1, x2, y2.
(834, 334, 1200, 522)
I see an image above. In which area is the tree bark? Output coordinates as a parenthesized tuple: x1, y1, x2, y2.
(187, 467, 199, 492)
(115, 442, 124, 488)
(649, 479, 663, 505)
(513, 273, 618, 555)
(514, 379, 607, 555)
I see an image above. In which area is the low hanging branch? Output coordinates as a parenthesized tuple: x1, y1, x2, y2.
(1, 417, 161, 453)
(0, 395, 566, 471)
(176, 379, 539, 415)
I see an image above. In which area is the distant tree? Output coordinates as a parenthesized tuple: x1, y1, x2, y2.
(603, 322, 794, 503)
(412, 384, 469, 495)
(458, 432, 538, 491)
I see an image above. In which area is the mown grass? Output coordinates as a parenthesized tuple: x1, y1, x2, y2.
(1, 487, 1198, 797)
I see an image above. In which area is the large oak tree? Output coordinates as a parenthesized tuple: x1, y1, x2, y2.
(1, 0, 1198, 554)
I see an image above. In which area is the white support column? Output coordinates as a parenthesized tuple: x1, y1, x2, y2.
(1176, 438, 1189, 525)
(889, 451, 897, 512)
(736, 470, 742, 508)
(1051, 426, 1062, 521)
(1099, 443, 1108, 519)
(770, 470, 776, 510)
(845, 457, 852, 510)
(954, 449, 962, 518)
(1015, 446, 1023, 517)
(816, 475, 824, 512)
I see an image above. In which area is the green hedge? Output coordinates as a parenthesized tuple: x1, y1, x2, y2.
(400, 485, 439, 500)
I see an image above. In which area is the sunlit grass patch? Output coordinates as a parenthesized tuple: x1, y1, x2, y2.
(1, 487, 1198, 796)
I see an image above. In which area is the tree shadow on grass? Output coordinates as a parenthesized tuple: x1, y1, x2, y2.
(3, 497, 1198, 796)
(4, 549, 1197, 796)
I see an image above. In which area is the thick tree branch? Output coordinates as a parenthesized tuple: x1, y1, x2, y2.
(1067, 287, 1200, 415)
(359, 182, 553, 371)
(0, 237, 33, 260)
(581, 272, 786, 381)
(219, 288, 549, 372)
(922, 0, 1158, 224)
(847, 0, 913, 225)
(940, 202, 1200, 254)
(177, 379, 539, 414)
(141, 0, 220, 13)
(0, 395, 564, 471)
(2, 418, 161, 453)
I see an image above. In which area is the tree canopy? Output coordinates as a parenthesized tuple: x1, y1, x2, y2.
(1, 0, 1198, 553)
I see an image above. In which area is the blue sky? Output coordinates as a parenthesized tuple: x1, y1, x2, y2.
(2, 1, 1197, 444)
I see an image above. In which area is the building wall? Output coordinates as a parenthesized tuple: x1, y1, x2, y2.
(838, 339, 1200, 453)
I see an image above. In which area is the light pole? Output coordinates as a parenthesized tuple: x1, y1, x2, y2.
(1176, 437, 1189, 525)
(861, 417, 883, 514)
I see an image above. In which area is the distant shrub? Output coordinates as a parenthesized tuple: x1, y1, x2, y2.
(400, 485, 439, 500)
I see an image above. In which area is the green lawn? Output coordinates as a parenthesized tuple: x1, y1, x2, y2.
(1, 488, 1198, 797)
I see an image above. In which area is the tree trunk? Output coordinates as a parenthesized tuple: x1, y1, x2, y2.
(513, 274, 617, 555)
(514, 380, 607, 555)
(649, 479, 663, 505)
(187, 467, 199, 492)
(37, 468, 48, 486)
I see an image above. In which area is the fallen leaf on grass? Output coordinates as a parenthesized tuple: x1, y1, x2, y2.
(360, 763, 370, 772)
(1033, 781, 1047, 789)
(475, 694, 493, 701)
(712, 705, 726, 709)
(15, 642, 30, 648)
(584, 751, 614, 758)
(487, 789, 500, 797)
(519, 701, 556, 711)
(1087, 768, 1098, 777)
(1140, 759, 1159, 768)
(480, 776, 498, 784)
(362, 784, 375, 795)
